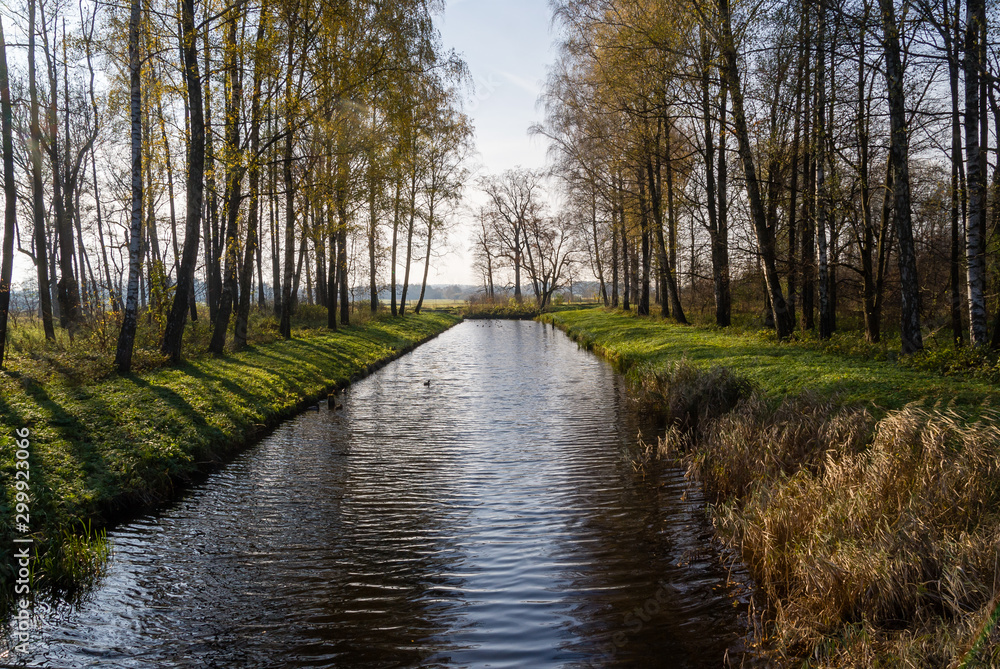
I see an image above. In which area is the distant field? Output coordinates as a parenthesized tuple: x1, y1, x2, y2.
(415, 299, 466, 308)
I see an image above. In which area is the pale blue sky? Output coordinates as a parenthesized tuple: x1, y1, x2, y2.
(432, 0, 556, 284)
(438, 0, 553, 174)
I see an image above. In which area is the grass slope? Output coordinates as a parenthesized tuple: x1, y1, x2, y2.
(544, 308, 1000, 413)
(0, 312, 459, 596)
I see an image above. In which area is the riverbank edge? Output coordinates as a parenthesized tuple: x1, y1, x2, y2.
(0, 312, 462, 602)
(540, 309, 1000, 667)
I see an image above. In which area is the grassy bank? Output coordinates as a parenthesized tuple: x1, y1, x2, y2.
(0, 312, 460, 601)
(543, 309, 1000, 413)
(543, 308, 1000, 667)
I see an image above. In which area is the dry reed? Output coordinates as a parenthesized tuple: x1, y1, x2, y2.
(650, 362, 1000, 667)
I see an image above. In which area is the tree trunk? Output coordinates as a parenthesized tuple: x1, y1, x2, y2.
(337, 152, 350, 326)
(27, 0, 55, 340)
(663, 126, 687, 323)
(871, 155, 895, 343)
(857, 2, 881, 343)
(327, 203, 338, 329)
(270, 131, 281, 316)
(786, 5, 806, 327)
(160, 0, 205, 362)
(620, 177, 630, 311)
(390, 178, 399, 316)
(400, 163, 417, 316)
(368, 137, 379, 314)
(90, 140, 117, 312)
(590, 191, 608, 305)
(279, 28, 298, 340)
(290, 232, 307, 307)
(415, 194, 435, 314)
(800, 31, 816, 332)
(203, 33, 221, 324)
(963, 0, 989, 345)
(610, 195, 619, 308)
(880, 0, 923, 353)
(142, 93, 162, 280)
(648, 124, 668, 317)
(114, 0, 143, 373)
(0, 16, 15, 367)
(235, 9, 267, 350)
(702, 36, 730, 327)
(256, 189, 265, 309)
(513, 224, 523, 302)
(816, 0, 832, 340)
(939, 0, 965, 346)
(521, 222, 542, 304)
(315, 220, 327, 307)
(630, 238, 639, 310)
(74, 190, 97, 315)
(649, 131, 686, 323)
(637, 165, 651, 316)
(44, 15, 79, 333)
(279, 146, 296, 338)
(62, 25, 94, 324)
(304, 217, 313, 305)
(209, 9, 246, 354)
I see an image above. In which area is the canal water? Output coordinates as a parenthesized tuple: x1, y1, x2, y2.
(8, 320, 755, 667)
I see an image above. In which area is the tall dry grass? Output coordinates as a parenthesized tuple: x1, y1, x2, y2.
(649, 361, 1000, 667)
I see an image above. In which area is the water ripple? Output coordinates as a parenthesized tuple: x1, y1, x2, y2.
(9, 320, 755, 667)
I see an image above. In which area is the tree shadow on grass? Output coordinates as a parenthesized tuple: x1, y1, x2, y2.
(0, 382, 26, 433)
(173, 355, 343, 429)
(9, 375, 118, 505)
(127, 374, 221, 440)
(291, 335, 382, 361)
(248, 345, 358, 381)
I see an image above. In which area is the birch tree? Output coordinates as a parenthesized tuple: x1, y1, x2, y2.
(113, 0, 143, 373)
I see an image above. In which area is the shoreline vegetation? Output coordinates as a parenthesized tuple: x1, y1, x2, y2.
(0, 310, 460, 607)
(543, 308, 1000, 668)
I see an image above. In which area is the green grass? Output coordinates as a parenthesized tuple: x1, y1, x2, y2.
(542, 308, 1000, 415)
(0, 311, 460, 602)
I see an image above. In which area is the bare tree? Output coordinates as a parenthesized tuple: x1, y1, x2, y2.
(479, 168, 545, 302)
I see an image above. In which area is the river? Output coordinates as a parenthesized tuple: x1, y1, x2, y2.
(9, 319, 755, 667)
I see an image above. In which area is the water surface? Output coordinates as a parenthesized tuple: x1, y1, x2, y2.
(8, 320, 754, 667)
